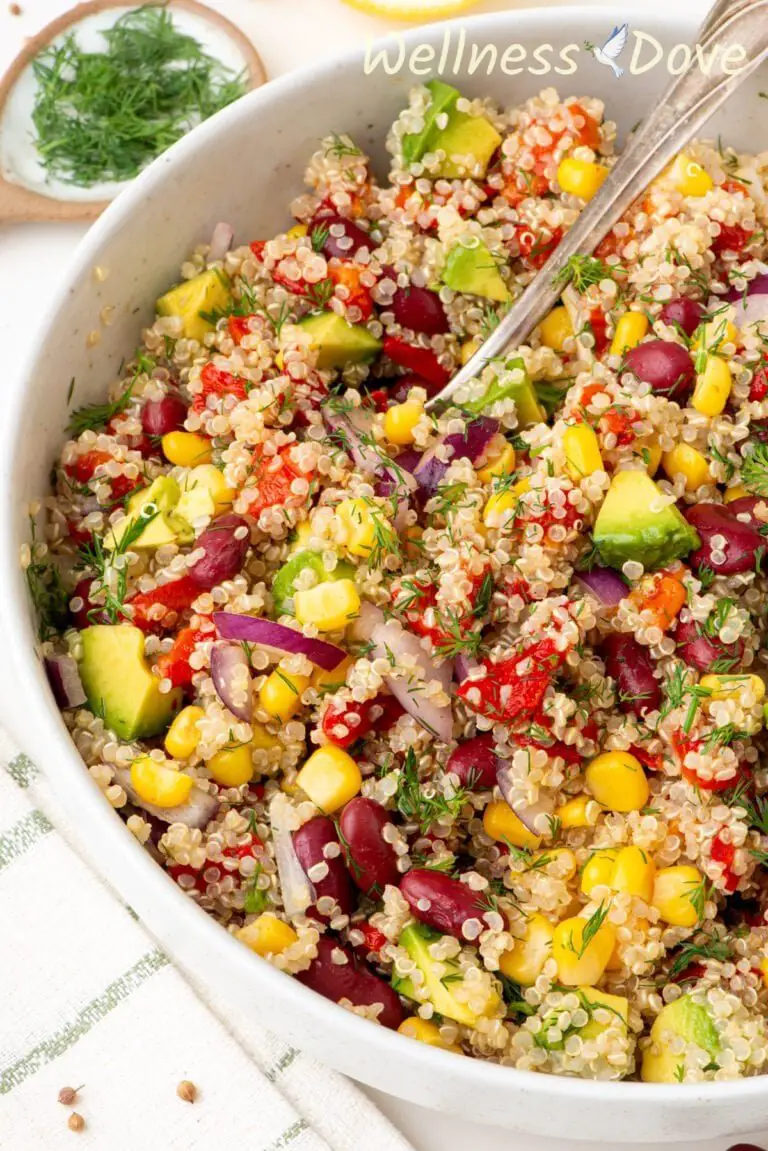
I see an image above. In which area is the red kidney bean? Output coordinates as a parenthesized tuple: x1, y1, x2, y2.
(297, 936, 403, 1029)
(445, 734, 499, 789)
(292, 816, 354, 919)
(602, 633, 661, 716)
(392, 285, 450, 335)
(625, 340, 694, 402)
(728, 495, 767, 526)
(675, 616, 744, 673)
(685, 503, 765, 576)
(312, 213, 373, 260)
(659, 298, 704, 337)
(188, 514, 250, 589)
(400, 869, 488, 939)
(339, 798, 399, 896)
(141, 394, 188, 437)
(725, 1145, 766, 1151)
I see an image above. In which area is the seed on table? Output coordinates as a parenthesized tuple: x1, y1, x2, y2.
(58, 1085, 81, 1106)
(177, 1079, 197, 1103)
(67, 1113, 85, 1133)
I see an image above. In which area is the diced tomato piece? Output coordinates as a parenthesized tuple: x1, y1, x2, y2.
(128, 575, 201, 633)
(631, 746, 664, 773)
(382, 336, 449, 391)
(589, 307, 609, 355)
(221, 837, 263, 862)
(228, 314, 254, 345)
(65, 450, 111, 484)
(599, 406, 637, 447)
(250, 241, 266, 260)
(247, 446, 308, 517)
(370, 695, 405, 733)
(329, 262, 374, 321)
(66, 520, 94, 548)
(712, 222, 753, 255)
(505, 575, 532, 603)
(155, 626, 206, 689)
(749, 364, 768, 402)
(366, 388, 391, 413)
(193, 362, 249, 413)
(721, 179, 749, 197)
(360, 922, 388, 954)
(516, 225, 563, 270)
(673, 732, 739, 793)
(322, 692, 403, 749)
(457, 638, 566, 724)
(168, 863, 207, 892)
(569, 103, 601, 151)
(711, 833, 739, 893)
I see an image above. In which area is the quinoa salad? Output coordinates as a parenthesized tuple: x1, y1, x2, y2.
(28, 80, 768, 1083)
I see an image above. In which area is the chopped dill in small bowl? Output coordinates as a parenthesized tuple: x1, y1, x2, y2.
(30, 5, 248, 189)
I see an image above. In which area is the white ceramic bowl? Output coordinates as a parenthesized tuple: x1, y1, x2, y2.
(3, 6, 768, 1141)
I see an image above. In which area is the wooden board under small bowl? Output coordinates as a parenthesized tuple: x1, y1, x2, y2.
(0, 0, 267, 224)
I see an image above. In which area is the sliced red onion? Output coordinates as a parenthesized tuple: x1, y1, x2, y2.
(322, 404, 381, 473)
(573, 566, 628, 606)
(496, 762, 555, 834)
(370, 619, 453, 743)
(347, 601, 385, 645)
(45, 654, 86, 709)
(270, 793, 316, 917)
(208, 221, 234, 262)
(414, 417, 500, 497)
(724, 271, 768, 331)
(454, 653, 479, 683)
(213, 612, 345, 671)
(113, 767, 218, 830)
(210, 643, 252, 722)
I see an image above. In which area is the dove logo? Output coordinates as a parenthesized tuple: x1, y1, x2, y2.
(584, 24, 629, 78)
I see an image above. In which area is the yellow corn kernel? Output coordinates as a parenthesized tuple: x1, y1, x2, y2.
(585, 751, 649, 813)
(460, 337, 481, 365)
(760, 956, 768, 989)
(557, 794, 600, 829)
(130, 755, 193, 809)
(297, 745, 362, 813)
(251, 722, 282, 752)
(336, 497, 389, 560)
(287, 223, 308, 239)
(181, 463, 235, 508)
(384, 399, 424, 446)
(695, 312, 738, 352)
(476, 438, 516, 483)
(312, 655, 354, 694)
(539, 306, 574, 351)
(652, 865, 704, 927)
(534, 847, 578, 879)
(638, 439, 662, 476)
(482, 480, 530, 528)
(483, 800, 541, 850)
(259, 670, 311, 721)
(724, 484, 749, 504)
(692, 355, 732, 417)
(552, 915, 616, 987)
(610, 312, 649, 356)
(294, 578, 360, 632)
(562, 423, 603, 481)
(164, 705, 204, 759)
(580, 848, 619, 897)
(237, 912, 298, 957)
(668, 153, 714, 197)
(207, 743, 254, 788)
(499, 913, 554, 986)
(699, 673, 765, 704)
(161, 431, 212, 467)
(557, 157, 609, 201)
(611, 845, 656, 903)
(397, 1017, 463, 1053)
(661, 444, 713, 493)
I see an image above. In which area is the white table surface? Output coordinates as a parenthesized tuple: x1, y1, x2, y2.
(1, 1, 766, 1148)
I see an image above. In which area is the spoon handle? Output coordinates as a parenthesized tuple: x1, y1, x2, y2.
(427, 0, 768, 410)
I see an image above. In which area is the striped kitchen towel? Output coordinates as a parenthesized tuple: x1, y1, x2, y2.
(0, 731, 414, 1151)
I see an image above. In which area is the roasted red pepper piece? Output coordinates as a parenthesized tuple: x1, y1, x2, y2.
(457, 638, 566, 724)
(382, 336, 450, 390)
(128, 575, 201, 633)
(711, 833, 739, 893)
(155, 626, 206, 688)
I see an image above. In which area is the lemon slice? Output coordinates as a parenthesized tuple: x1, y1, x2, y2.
(343, 0, 481, 19)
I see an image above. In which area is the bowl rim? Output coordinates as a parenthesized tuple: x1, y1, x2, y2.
(3, 0, 767, 1112)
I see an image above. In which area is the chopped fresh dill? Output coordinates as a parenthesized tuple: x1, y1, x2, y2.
(77, 504, 159, 623)
(25, 516, 69, 640)
(31, 6, 247, 188)
(394, 748, 467, 833)
(552, 254, 623, 294)
(741, 442, 768, 497)
(668, 937, 731, 978)
(67, 351, 155, 436)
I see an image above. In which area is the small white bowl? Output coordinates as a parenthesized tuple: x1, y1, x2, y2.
(3, 6, 768, 1141)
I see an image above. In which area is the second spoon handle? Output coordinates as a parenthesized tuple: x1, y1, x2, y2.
(428, 0, 768, 410)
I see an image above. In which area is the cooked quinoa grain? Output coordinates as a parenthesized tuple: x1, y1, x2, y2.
(32, 81, 768, 1083)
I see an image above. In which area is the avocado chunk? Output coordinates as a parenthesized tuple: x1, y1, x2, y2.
(641, 994, 720, 1083)
(298, 313, 382, 370)
(593, 471, 701, 572)
(464, 357, 545, 426)
(156, 268, 231, 344)
(272, 550, 355, 617)
(396, 923, 499, 1026)
(442, 239, 511, 303)
(80, 625, 183, 741)
(402, 79, 502, 178)
(106, 476, 192, 550)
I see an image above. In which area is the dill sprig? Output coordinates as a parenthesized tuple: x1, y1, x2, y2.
(668, 937, 731, 979)
(68, 351, 155, 437)
(394, 748, 467, 833)
(741, 442, 768, 497)
(31, 6, 247, 188)
(77, 504, 159, 623)
(553, 254, 623, 294)
(25, 517, 69, 641)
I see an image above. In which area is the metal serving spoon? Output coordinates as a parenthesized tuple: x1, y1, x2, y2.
(426, 0, 768, 411)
